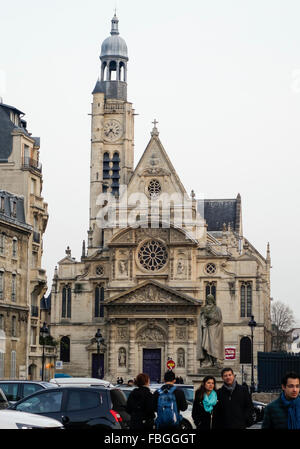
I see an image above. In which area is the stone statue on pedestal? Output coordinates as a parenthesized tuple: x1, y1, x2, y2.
(197, 294, 224, 368)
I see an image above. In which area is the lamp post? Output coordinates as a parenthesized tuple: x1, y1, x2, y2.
(40, 322, 49, 381)
(94, 329, 104, 379)
(248, 315, 257, 395)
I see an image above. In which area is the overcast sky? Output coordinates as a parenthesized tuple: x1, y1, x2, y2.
(1, 0, 300, 324)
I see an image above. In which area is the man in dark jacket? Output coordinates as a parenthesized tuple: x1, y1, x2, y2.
(153, 371, 188, 429)
(262, 371, 300, 429)
(217, 367, 254, 429)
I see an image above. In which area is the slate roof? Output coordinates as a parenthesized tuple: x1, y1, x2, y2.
(197, 195, 242, 233)
(0, 103, 34, 163)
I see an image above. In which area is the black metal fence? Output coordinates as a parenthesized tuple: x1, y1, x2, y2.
(257, 351, 300, 392)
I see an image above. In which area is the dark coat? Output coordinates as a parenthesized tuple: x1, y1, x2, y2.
(192, 391, 219, 430)
(262, 395, 289, 429)
(126, 386, 155, 430)
(217, 383, 254, 429)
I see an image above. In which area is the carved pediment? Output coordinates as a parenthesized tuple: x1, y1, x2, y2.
(106, 280, 201, 306)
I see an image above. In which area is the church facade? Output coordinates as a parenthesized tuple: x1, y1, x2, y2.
(50, 15, 272, 384)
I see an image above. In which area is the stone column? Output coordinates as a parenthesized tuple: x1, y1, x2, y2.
(128, 319, 136, 378)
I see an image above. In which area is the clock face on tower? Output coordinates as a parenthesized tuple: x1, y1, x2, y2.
(103, 119, 122, 141)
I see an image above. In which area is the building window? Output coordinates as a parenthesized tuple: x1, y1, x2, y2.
(241, 282, 252, 317)
(12, 316, 17, 337)
(205, 282, 216, 300)
(10, 350, 16, 379)
(148, 179, 161, 199)
(60, 336, 70, 363)
(0, 234, 5, 256)
(11, 274, 17, 302)
(12, 238, 18, 258)
(0, 271, 4, 300)
(138, 240, 168, 271)
(95, 285, 104, 318)
(62, 285, 71, 318)
(0, 197, 4, 213)
(11, 200, 17, 217)
(0, 314, 4, 330)
(240, 336, 252, 364)
(30, 326, 37, 345)
(206, 263, 216, 274)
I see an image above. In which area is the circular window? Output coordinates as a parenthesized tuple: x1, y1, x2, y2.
(138, 240, 168, 271)
(95, 265, 104, 276)
(206, 263, 216, 274)
(148, 179, 161, 198)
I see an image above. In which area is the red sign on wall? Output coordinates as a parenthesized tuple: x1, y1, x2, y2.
(225, 347, 236, 360)
(166, 359, 176, 370)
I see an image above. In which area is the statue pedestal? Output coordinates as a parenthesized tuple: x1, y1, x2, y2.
(189, 367, 224, 390)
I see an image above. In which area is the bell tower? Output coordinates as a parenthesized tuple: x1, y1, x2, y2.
(89, 14, 134, 253)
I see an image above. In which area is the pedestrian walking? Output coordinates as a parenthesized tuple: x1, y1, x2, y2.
(262, 371, 300, 429)
(192, 376, 219, 430)
(216, 367, 254, 429)
(153, 370, 188, 430)
(126, 373, 155, 430)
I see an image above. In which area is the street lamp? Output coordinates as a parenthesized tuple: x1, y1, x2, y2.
(248, 315, 257, 395)
(40, 322, 49, 381)
(94, 329, 104, 379)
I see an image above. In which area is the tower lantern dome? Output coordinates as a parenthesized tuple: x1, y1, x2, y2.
(100, 13, 128, 59)
(93, 13, 128, 100)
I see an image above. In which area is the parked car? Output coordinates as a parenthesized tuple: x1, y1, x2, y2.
(0, 409, 64, 429)
(0, 388, 9, 409)
(0, 380, 56, 405)
(9, 386, 130, 429)
(252, 400, 266, 423)
(49, 377, 114, 388)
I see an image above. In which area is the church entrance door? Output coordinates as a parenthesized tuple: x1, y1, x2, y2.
(92, 353, 104, 379)
(143, 349, 161, 382)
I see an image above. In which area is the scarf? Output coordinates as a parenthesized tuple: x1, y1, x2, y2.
(280, 393, 300, 429)
(223, 379, 237, 393)
(203, 390, 218, 413)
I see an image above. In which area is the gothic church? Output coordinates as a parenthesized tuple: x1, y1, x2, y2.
(50, 15, 272, 384)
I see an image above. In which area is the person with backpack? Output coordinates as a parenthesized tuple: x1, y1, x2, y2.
(126, 373, 155, 430)
(192, 375, 219, 430)
(153, 370, 188, 430)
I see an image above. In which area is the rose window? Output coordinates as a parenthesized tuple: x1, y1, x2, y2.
(148, 179, 161, 198)
(138, 240, 168, 271)
(96, 265, 104, 276)
(206, 263, 216, 274)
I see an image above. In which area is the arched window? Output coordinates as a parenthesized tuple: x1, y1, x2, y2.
(95, 285, 104, 318)
(60, 336, 70, 363)
(177, 348, 185, 368)
(240, 282, 252, 317)
(240, 336, 251, 364)
(205, 282, 216, 300)
(62, 285, 71, 318)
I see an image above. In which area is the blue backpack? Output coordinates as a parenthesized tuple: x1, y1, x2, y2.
(155, 385, 182, 429)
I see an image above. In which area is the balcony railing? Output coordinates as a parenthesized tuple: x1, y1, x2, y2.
(22, 157, 42, 173)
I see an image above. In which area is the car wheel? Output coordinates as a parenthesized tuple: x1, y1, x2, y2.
(181, 418, 193, 430)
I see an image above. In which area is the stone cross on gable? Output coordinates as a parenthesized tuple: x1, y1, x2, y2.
(151, 119, 159, 136)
